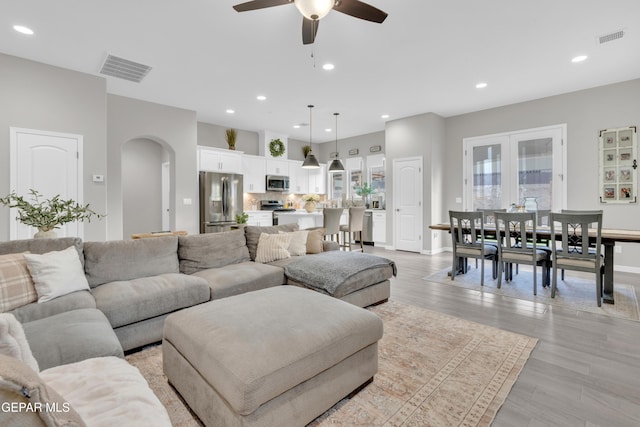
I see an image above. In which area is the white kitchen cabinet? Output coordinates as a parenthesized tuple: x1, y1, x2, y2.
(372, 211, 386, 243)
(246, 211, 273, 226)
(242, 155, 266, 193)
(308, 163, 327, 194)
(266, 158, 289, 176)
(288, 160, 308, 194)
(198, 146, 242, 173)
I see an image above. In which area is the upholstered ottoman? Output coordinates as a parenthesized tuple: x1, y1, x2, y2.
(163, 286, 383, 427)
(283, 251, 396, 307)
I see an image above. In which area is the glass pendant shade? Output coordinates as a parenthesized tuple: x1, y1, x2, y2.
(302, 104, 320, 169)
(294, 0, 334, 20)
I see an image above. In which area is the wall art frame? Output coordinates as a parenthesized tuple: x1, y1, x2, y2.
(599, 126, 637, 203)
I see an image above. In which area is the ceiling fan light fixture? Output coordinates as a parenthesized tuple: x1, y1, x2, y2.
(294, 0, 334, 20)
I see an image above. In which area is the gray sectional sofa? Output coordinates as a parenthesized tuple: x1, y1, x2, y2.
(1, 223, 394, 370)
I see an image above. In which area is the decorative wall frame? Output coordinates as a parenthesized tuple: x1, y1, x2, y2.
(599, 126, 637, 203)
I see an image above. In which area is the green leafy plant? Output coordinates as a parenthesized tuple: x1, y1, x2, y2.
(235, 212, 249, 224)
(302, 145, 311, 158)
(355, 182, 375, 197)
(269, 138, 285, 157)
(225, 128, 237, 150)
(0, 189, 104, 232)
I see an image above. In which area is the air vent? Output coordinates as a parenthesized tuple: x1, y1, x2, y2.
(598, 29, 625, 45)
(99, 54, 152, 83)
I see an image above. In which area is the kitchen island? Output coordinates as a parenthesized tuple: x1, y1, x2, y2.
(275, 210, 327, 229)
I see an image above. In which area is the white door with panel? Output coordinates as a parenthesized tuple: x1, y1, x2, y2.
(393, 157, 423, 252)
(10, 128, 83, 240)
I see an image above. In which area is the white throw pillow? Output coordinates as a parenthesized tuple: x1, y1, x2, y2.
(255, 233, 292, 263)
(24, 246, 90, 303)
(279, 230, 309, 256)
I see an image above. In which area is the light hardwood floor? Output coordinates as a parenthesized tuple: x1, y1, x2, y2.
(364, 245, 640, 427)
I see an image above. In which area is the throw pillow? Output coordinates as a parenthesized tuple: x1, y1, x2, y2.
(255, 233, 292, 264)
(24, 246, 90, 303)
(306, 228, 326, 254)
(278, 230, 309, 256)
(0, 253, 37, 312)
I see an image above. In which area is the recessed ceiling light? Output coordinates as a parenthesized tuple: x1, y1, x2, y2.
(324, 128, 332, 132)
(293, 125, 301, 129)
(226, 109, 235, 114)
(475, 82, 488, 89)
(13, 25, 34, 35)
(381, 114, 390, 119)
(256, 95, 266, 101)
(571, 55, 588, 63)
(322, 63, 335, 71)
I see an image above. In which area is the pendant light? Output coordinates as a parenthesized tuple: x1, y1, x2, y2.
(328, 112, 344, 171)
(301, 104, 320, 169)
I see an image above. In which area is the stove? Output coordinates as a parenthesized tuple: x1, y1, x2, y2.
(259, 200, 296, 225)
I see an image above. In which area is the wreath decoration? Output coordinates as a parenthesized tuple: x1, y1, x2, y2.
(269, 138, 285, 157)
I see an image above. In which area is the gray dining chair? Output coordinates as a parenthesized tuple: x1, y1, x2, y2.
(550, 211, 604, 306)
(340, 207, 365, 252)
(322, 208, 343, 242)
(448, 210, 497, 286)
(494, 211, 550, 295)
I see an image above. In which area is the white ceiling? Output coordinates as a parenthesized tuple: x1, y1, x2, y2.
(1, 0, 639, 142)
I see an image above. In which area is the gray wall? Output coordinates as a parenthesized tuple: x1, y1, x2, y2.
(107, 95, 198, 239)
(197, 122, 260, 155)
(441, 78, 640, 268)
(316, 131, 386, 164)
(0, 54, 108, 241)
(122, 138, 165, 238)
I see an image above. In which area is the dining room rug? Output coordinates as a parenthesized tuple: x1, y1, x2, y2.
(126, 300, 537, 427)
(423, 266, 640, 321)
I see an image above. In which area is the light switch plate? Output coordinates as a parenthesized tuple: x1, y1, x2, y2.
(92, 175, 104, 183)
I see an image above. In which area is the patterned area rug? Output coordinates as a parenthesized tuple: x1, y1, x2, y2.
(423, 266, 640, 321)
(127, 301, 536, 427)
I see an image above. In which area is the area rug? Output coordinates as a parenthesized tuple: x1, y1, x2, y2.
(126, 301, 537, 427)
(423, 266, 640, 321)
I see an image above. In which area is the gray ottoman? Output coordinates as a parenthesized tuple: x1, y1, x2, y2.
(163, 286, 383, 427)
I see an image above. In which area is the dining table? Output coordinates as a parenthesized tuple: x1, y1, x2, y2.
(429, 222, 640, 304)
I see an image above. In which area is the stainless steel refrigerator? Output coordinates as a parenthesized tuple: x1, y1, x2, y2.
(199, 171, 243, 233)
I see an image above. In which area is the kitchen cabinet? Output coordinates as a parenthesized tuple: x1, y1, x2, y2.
(288, 160, 308, 194)
(308, 163, 327, 194)
(372, 211, 386, 243)
(266, 158, 289, 176)
(198, 146, 242, 173)
(242, 155, 266, 193)
(246, 211, 273, 226)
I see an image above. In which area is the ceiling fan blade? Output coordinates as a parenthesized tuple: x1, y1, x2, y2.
(302, 18, 319, 45)
(233, 0, 292, 13)
(333, 0, 388, 23)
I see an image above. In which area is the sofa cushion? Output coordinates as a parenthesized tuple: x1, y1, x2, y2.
(0, 237, 84, 265)
(91, 273, 210, 328)
(279, 230, 309, 256)
(192, 262, 285, 300)
(41, 356, 172, 427)
(24, 246, 90, 303)
(306, 227, 326, 254)
(255, 233, 292, 264)
(22, 308, 124, 370)
(0, 253, 37, 312)
(0, 354, 87, 427)
(244, 224, 299, 261)
(8, 290, 96, 324)
(178, 230, 250, 275)
(84, 236, 179, 287)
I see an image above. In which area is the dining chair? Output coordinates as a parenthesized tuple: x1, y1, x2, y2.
(448, 210, 497, 286)
(322, 208, 343, 242)
(557, 209, 602, 280)
(475, 208, 506, 268)
(494, 211, 550, 295)
(550, 211, 604, 306)
(340, 207, 365, 252)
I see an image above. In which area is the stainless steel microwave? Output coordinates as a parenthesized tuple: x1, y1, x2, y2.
(266, 175, 289, 192)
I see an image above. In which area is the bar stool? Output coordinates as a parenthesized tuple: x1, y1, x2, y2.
(340, 207, 365, 252)
(322, 208, 343, 242)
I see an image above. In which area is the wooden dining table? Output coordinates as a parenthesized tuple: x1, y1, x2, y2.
(429, 223, 640, 304)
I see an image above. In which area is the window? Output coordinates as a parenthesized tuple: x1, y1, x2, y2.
(463, 125, 566, 214)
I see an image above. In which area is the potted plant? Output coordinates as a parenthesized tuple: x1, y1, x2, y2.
(301, 194, 320, 212)
(0, 189, 103, 238)
(225, 128, 237, 150)
(302, 145, 311, 158)
(233, 212, 249, 228)
(355, 182, 375, 208)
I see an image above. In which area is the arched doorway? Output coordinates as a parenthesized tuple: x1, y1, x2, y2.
(122, 137, 174, 238)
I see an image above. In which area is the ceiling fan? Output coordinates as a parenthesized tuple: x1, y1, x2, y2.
(232, 0, 388, 44)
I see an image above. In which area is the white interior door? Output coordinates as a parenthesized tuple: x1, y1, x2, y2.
(393, 157, 423, 252)
(10, 128, 83, 240)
